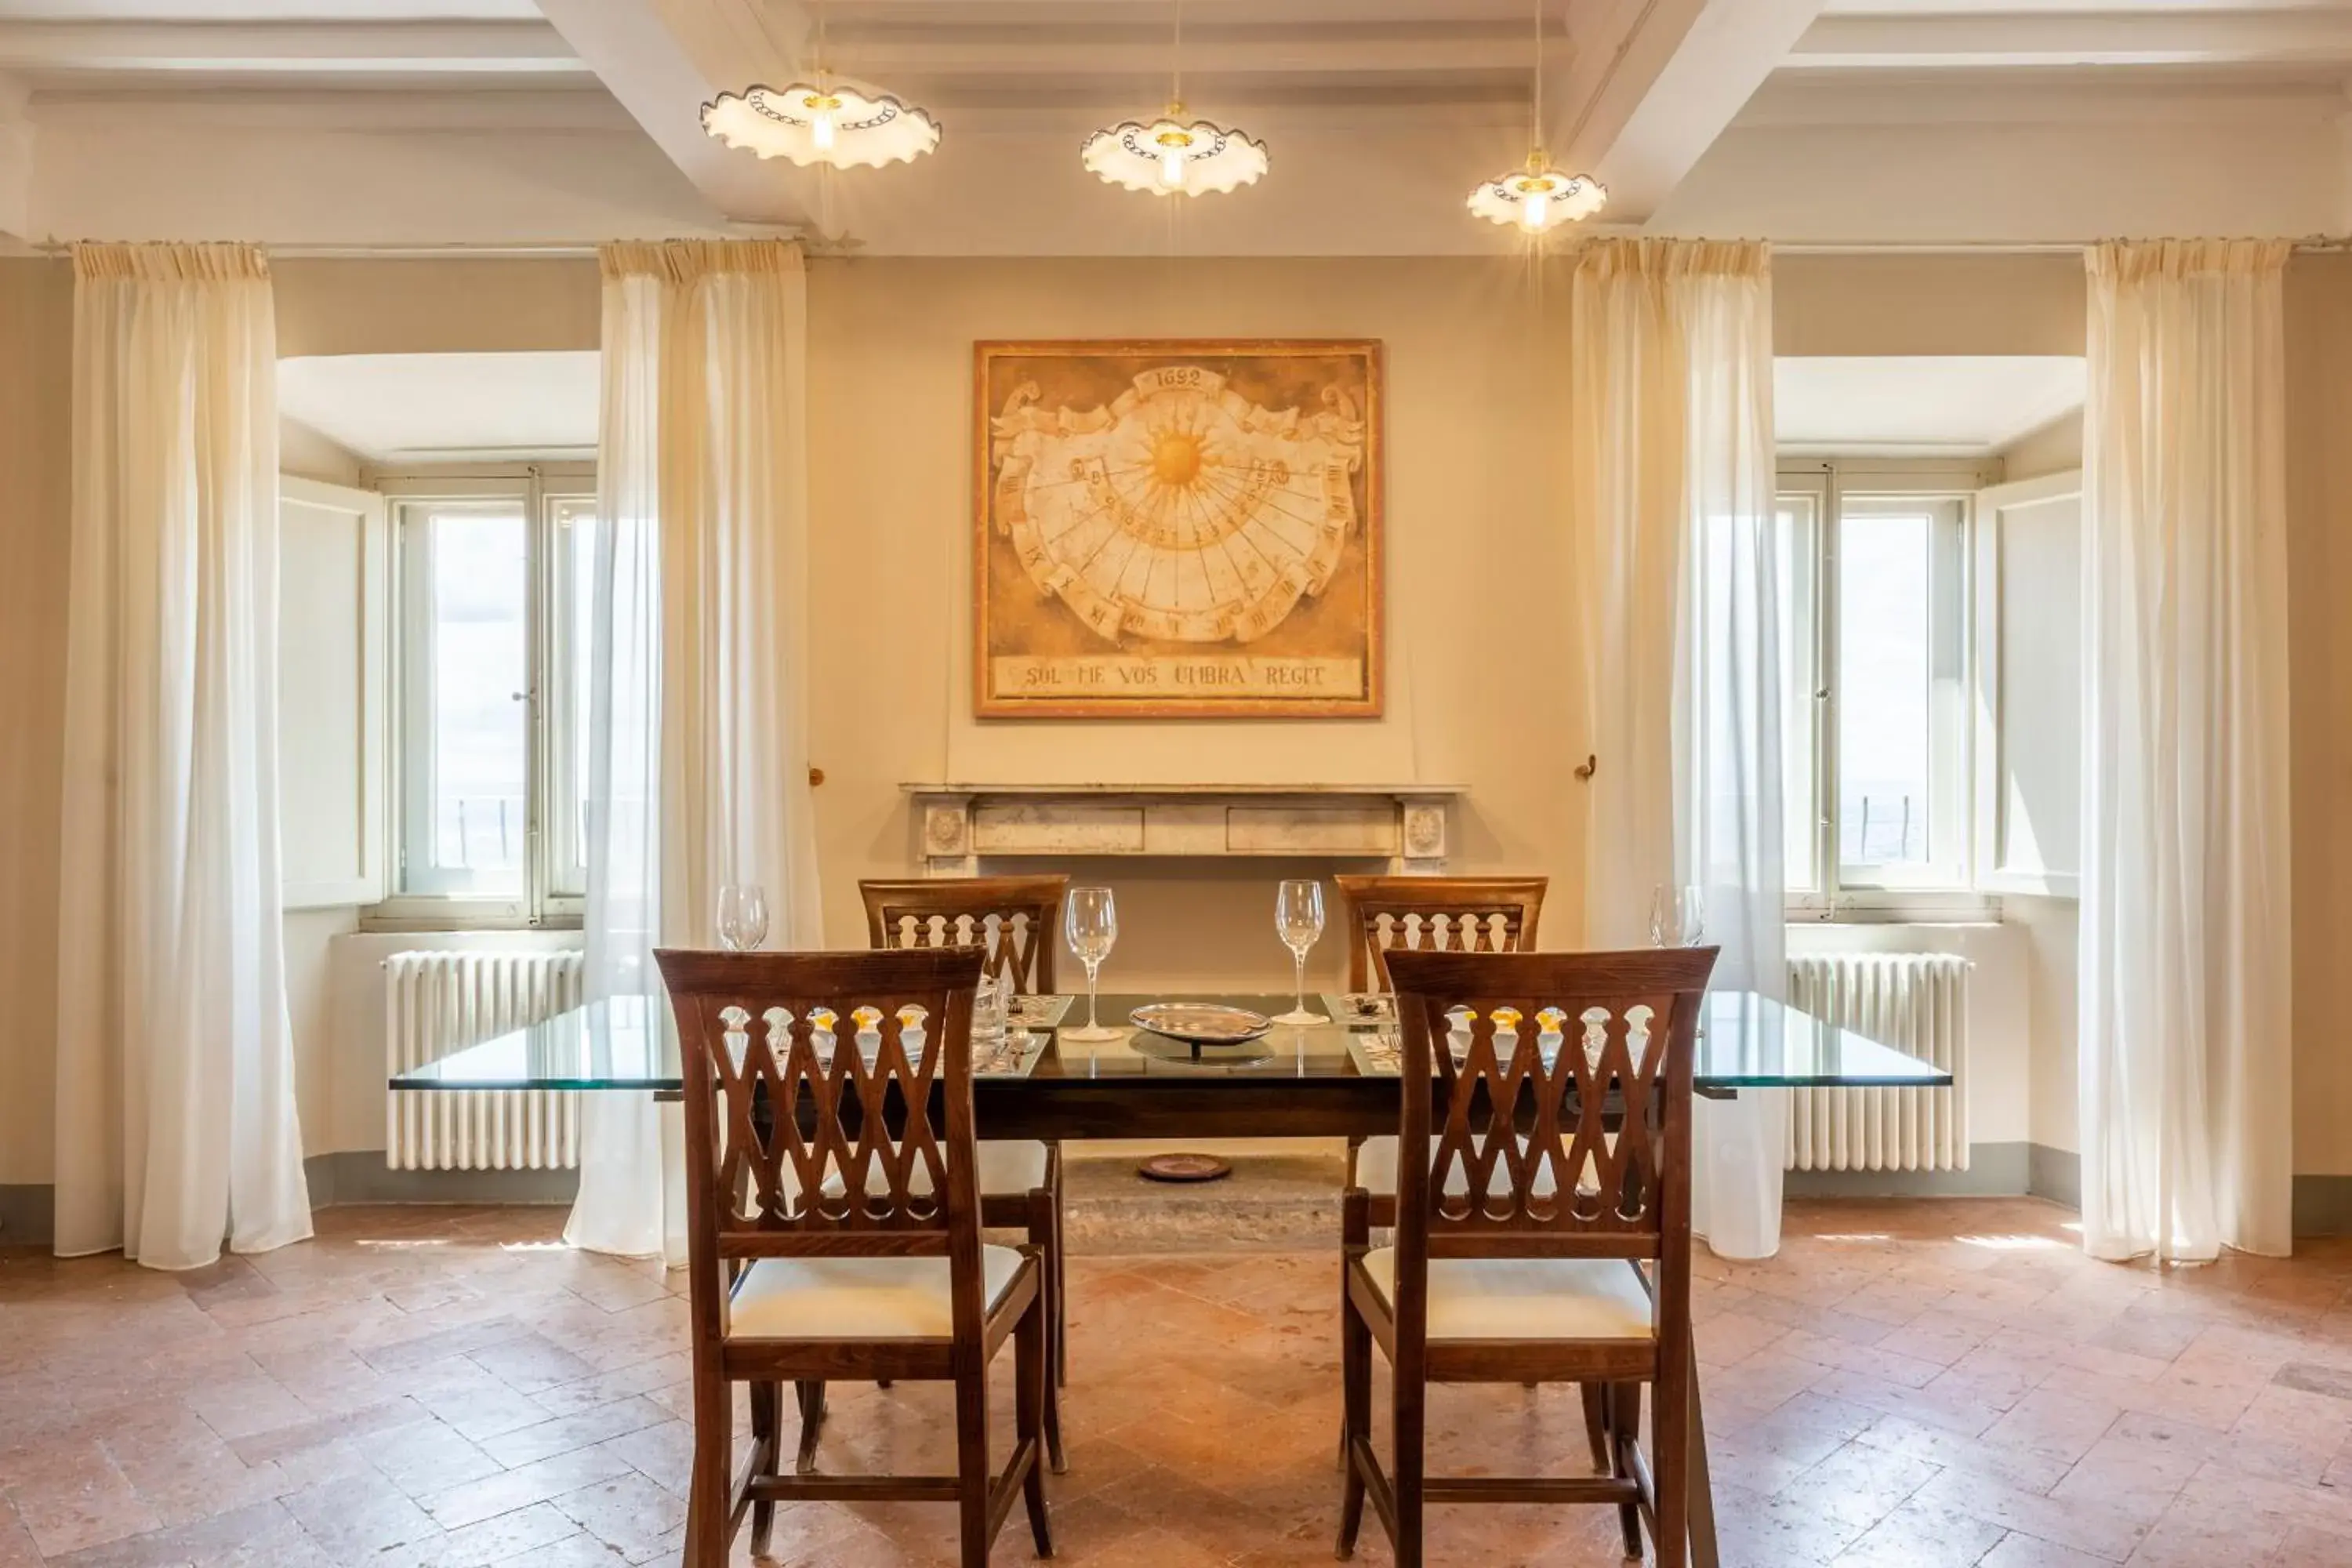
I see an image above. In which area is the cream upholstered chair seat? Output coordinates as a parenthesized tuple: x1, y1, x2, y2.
(1356, 1132, 1615, 1200)
(730, 1245, 1026, 1339)
(809, 1142, 1051, 1200)
(976, 1141, 1051, 1194)
(1358, 1247, 1654, 1341)
(809, 1142, 1049, 1203)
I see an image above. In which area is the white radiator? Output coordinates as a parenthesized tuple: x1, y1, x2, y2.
(385, 949, 584, 1171)
(1784, 953, 1971, 1173)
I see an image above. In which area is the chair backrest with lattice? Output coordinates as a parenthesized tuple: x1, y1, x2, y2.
(860, 876, 1066, 993)
(1382, 947, 1715, 1290)
(1334, 875, 1548, 990)
(654, 946, 987, 1342)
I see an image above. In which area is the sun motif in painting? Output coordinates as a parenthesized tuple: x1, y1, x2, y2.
(989, 365, 1367, 644)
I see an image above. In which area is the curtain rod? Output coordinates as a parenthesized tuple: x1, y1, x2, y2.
(24, 240, 603, 259)
(1759, 235, 2352, 256)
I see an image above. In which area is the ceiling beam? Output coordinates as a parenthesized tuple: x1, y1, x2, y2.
(1791, 9, 2352, 70)
(1551, 0, 1825, 224)
(532, 0, 817, 230)
(0, 21, 586, 76)
(828, 24, 1559, 78)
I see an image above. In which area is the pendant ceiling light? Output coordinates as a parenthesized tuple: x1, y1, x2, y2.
(1467, 1, 1604, 235)
(1083, 2, 1266, 197)
(701, 2, 939, 169)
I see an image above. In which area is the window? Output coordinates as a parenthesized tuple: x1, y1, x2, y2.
(382, 468, 595, 924)
(1780, 463, 1980, 911)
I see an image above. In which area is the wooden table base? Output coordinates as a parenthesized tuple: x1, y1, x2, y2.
(1137, 1154, 1232, 1183)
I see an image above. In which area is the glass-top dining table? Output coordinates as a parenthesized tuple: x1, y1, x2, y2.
(390, 987, 1949, 1115)
(390, 987, 1948, 1568)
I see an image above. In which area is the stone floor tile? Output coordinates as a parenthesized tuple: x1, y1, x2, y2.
(11, 1198, 2352, 1566)
(0, 1439, 160, 1558)
(416, 1445, 637, 1532)
(280, 1471, 445, 1561)
(1828, 1495, 2009, 1568)
(546, 1472, 683, 1563)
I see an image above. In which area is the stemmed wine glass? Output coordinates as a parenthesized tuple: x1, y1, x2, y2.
(1062, 886, 1121, 1041)
(1273, 879, 1327, 1025)
(717, 884, 768, 952)
(1649, 884, 1706, 948)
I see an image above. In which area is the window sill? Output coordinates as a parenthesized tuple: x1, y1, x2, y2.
(1787, 895, 2002, 926)
(361, 904, 583, 935)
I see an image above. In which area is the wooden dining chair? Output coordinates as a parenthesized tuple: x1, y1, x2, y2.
(1337, 946, 1717, 1568)
(1332, 874, 1548, 992)
(861, 875, 1069, 1468)
(862, 876, 1067, 994)
(1338, 875, 1549, 1216)
(655, 946, 1053, 1568)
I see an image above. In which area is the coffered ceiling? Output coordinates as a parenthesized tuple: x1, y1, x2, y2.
(2, 0, 2347, 252)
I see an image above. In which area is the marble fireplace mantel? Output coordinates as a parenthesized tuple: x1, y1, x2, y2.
(902, 782, 1466, 877)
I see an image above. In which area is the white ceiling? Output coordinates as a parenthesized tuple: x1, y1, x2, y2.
(1774, 356, 2085, 455)
(278, 351, 599, 463)
(0, 3, 540, 17)
(5, 2, 2350, 252)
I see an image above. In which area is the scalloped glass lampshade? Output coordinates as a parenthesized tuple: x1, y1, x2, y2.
(1467, 158, 1606, 234)
(702, 80, 941, 169)
(1082, 110, 1268, 196)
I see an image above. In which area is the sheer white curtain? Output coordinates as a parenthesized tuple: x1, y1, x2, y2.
(1572, 238, 1787, 1259)
(53, 243, 313, 1270)
(566, 239, 822, 1261)
(2079, 239, 2292, 1263)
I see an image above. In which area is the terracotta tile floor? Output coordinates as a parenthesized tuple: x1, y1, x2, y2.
(4, 1199, 2351, 1566)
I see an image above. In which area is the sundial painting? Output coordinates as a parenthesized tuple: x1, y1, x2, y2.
(975, 339, 1384, 717)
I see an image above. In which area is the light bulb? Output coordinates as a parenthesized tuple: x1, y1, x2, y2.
(1160, 147, 1185, 188)
(1521, 191, 1549, 234)
(811, 109, 837, 152)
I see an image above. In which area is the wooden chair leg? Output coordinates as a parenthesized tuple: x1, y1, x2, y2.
(1051, 1150, 1069, 1391)
(954, 1368, 993, 1568)
(683, 1364, 733, 1568)
(1610, 1382, 1645, 1561)
(1016, 1283, 1055, 1558)
(1581, 1381, 1612, 1474)
(1392, 1364, 1425, 1568)
(747, 1381, 781, 1553)
(793, 1380, 826, 1475)
(1653, 1351, 1693, 1568)
(1334, 1283, 1370, 1560)
(1029, 1188, 1067, 1474)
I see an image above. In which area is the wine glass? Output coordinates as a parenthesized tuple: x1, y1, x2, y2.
(1649, 884, 1706, 948)
(1272, 878, 1327, 1025)
(717, 884, 768, 953)
(1062, 886, 1121, 1041)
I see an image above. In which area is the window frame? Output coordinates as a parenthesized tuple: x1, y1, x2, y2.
(369, 463, 594, 931)
(1780, 459, 1998, 923)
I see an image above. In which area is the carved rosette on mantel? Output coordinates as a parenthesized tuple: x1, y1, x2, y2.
(902, 783, 1462, 877)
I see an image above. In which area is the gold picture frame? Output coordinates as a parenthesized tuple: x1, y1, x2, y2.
(974, 338, 1385, 719)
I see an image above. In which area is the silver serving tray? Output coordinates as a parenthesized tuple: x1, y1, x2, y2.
(1128, 1001, 1272, 1045)
(1325, 991, 1396, 1026)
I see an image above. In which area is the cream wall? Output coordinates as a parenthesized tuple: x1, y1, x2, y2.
(1772, 251, 2352, 1184)
(0, 257, 605, 1192)
(0, 259, 70, 1189)
(1, 249, 2346, 1197)
(2285, 256, 2352, 1180)
(803, 257, 1580, 991)
(1994, 417, 2088, 1161)
(274, 260, 604, 1160)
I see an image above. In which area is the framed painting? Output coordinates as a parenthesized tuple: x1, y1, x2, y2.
(974, 338, 1384, 718)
